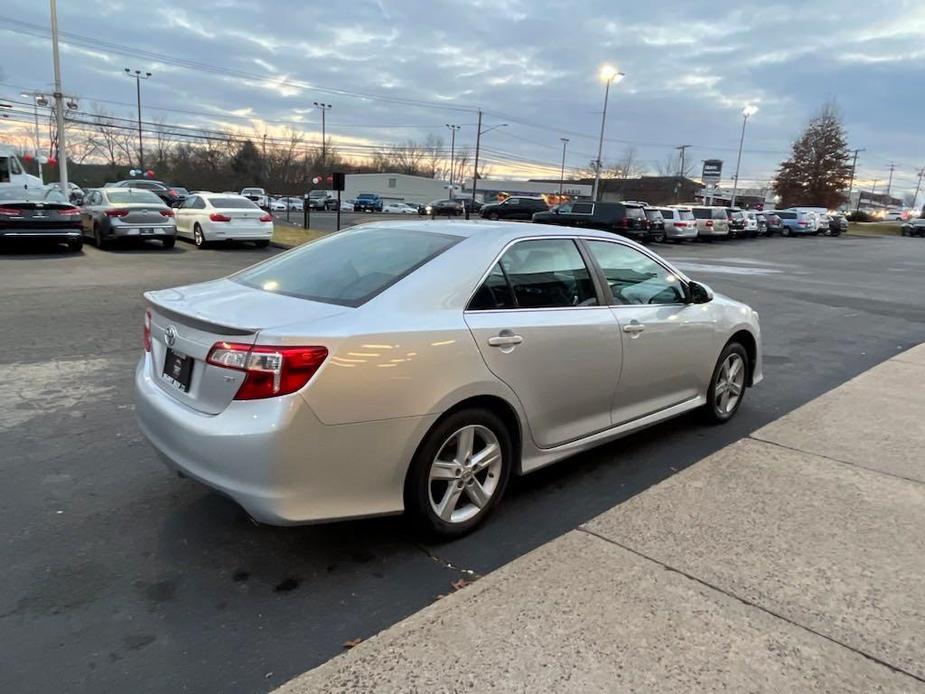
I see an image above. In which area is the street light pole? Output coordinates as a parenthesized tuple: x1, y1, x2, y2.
(886, 162, 896, 198)
(314, 102, 332, 170)
(559, 138, 570, 196)
(22, 92, 46, 182)
(446, 124, 460, 198)
(124, 68, 152, 170)
(730, 104, 758, 208)
(49, 0, 69, 191)
(912, 168, 925, 211)
(592, 66, 625, 202)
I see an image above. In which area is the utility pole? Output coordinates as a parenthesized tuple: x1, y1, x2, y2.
(124, 68, 152, 169)
(445, 124, 460, 198)
(559, 138, 570, 196)
(912, 168, 925, 211)
(675, 145, 690, 177)
(49, 0, 69, 191)
(314, 102, 332, 170)
(886, 162, 896, 198)
(846, 148, 865, 209)
(469, 110, 483, 220)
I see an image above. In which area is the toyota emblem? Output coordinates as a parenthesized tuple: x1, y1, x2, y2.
(164, 325, 178, 347)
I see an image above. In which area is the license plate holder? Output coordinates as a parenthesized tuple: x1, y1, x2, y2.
(163, 348, 193, 392)
(140, 227, 155, 235)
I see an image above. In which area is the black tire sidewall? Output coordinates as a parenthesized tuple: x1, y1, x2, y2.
(704, 342, 749, 424)
(405, 408, 513, 538)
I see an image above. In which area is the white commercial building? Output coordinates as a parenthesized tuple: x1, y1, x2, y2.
(462, 178, 591, 203)
(343, 173, 451, 205)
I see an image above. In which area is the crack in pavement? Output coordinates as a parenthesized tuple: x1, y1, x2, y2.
(575, 526, 925, 686)
(415, 544, 482, 579)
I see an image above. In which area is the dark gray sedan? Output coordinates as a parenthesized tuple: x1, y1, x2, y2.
(81, 188, 177, 249)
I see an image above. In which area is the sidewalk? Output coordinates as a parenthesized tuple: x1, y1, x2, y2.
(276, 346, 925, 693)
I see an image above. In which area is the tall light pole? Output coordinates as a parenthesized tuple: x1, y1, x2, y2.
(730, 104, 758, 208)
(592, 65, 625, 202)
(846, 148, 865, 208)
(446, 123, 460, 198)
(912, 168, 925, 211)
(50, 0, 69, 190)
(314, 102, 332, 169)
(124, 68, 152, 169)
(675, 144, 690, 177)
(559, 138, 570, 196)
(468, 112, 507, 219)
(886, 162, 896, 198)
(22, 92, 49, 182)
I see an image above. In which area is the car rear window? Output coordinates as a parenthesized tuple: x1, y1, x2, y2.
(208, 197, 259, 209)
(233, 228, 461, 307)
(777, 211, 796, 219)
(625, 206, 645, 219)
(691, 208, 711, 219)
(105, 190, 163, 204)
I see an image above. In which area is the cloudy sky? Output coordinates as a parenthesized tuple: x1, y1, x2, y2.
(1, 0, 923, 197)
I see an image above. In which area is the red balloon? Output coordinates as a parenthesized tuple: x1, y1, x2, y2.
(47, 157, 57, 166)
(145, 169, 155, 178)
(22, 153, 33, 162)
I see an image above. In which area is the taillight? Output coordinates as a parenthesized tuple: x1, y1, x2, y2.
(0, 206, 20, 216)
(143, 308, 152, 352)
(106, 208, 129, 217)
(673, 222, 685, 228)
(210, 213, 231, 222)
(206, 342, 328, 400)
(58, 207, 81, 216)
(160, 209, 175, 217)
(705, 219, 714, 227)
(259, 213, 273, 222)
(799, 221, 808, 227)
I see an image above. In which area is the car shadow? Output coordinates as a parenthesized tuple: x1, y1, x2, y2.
(0, 241, 84, 258)
(98, 240, 187, 254)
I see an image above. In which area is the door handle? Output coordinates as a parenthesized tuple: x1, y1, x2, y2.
(622, 322, 645, 335)
(488, 334, 524, 347)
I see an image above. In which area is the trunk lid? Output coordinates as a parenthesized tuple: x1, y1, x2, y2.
(120, 203, 172, 225)
(145, 279, 347, 413)
(0, 201, 80, 228)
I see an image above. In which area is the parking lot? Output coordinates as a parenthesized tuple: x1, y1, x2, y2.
(2, 233, 925, 693)
(272, 209, 392, 233)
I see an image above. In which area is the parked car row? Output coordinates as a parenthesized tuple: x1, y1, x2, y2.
(530, 200, 847, 243)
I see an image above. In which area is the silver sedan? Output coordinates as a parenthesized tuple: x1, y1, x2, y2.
(135, 221, 762, 537)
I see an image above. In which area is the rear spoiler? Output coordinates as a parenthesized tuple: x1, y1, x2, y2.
(144, 293, 256, 336)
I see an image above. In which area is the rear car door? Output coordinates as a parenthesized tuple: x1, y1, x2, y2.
(583, 239, 716, 425)
(465, 238, 622, 448)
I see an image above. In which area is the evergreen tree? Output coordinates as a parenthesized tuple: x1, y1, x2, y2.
(774, 103, 852, 209)
(230, 139, 264, 188)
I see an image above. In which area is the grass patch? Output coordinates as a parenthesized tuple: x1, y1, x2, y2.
(847, 222, 903, 237)
(272, 224, 327, 248)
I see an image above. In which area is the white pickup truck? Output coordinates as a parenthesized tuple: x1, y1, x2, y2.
(240, 187, 269, 209)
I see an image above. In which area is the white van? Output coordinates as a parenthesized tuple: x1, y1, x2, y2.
(0, 145, 44, 191)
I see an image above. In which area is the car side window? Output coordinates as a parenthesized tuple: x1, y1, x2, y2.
(193, 197, 207, 209)
(10, 157, 23, 175)
(585, 240, 686, 306)
(468, 263, 516, 310)
(572, 203, 593, 214)
(497, 239, 598, 308)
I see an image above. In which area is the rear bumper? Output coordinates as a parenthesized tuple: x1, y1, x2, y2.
(109, 224, 176, 239)
(1, 228, 81, 240)
(698, 228, 729, 237)
(204, 224, 273, 241)
(665, 226, 699, 239)
(134, 354, 435, 524)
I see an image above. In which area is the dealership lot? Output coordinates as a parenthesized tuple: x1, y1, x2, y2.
(2, 234, 925, 693)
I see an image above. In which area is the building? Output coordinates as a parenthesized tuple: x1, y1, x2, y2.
(693, 185, 775, 209)
(848, 190, 902, 212)
(462, 178, 591, 204)
(343, 173, 451, 205)
(572, 176, 704, 206)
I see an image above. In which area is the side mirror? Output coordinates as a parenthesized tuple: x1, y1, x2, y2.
(688, 280, 713, 304)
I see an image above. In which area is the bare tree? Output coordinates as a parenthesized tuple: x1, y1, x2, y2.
(655, 151, 694, 177)
(422, 134, 446, 179)
(86, 106, 135, 174)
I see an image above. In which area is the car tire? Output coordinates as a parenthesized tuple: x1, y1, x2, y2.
(702, 342, 749, 425)
(193, 225, 207, 249)
(782, 227, 791, 237)
(488, 212, 500, 221)
(66, 238, 83, 253)
(162, 237, 176, 249)
(254, 240, 270, 248)
(93, 224, 108, 250)
(404, 408, 514, 538)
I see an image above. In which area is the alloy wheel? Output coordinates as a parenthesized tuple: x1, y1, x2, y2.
(714, 353, 745, 416)
(194, 227, 204, 247)
(428, 425, 503, 524)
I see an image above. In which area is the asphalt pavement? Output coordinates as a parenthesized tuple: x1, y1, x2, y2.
(2, 233, 925, 693)
(271, 209, 410, 233)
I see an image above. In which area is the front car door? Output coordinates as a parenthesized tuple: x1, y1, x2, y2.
(465, 237, 622, 448)
(583, 239, 717, 425)
(173, 195, 199, 236)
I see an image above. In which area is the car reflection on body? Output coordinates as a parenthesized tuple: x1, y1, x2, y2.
(135, 221, 762, 537)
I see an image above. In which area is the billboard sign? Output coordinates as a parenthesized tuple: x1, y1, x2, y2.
(702, 159, 723, 184)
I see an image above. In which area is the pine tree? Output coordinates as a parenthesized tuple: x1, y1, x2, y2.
(774, 103, 852, 209)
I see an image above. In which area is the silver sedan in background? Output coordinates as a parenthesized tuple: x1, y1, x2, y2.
(81, 188, 177, 249)
(135, 221, 762, 537)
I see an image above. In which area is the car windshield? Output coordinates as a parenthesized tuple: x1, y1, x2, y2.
(105, 190, 163, 204)
(233, 228, 462, 307)
(209, 197, 259, 209)
(0, 187, 68, 202)
(241, 188, 263, 195)
(173, 187, 190, 196)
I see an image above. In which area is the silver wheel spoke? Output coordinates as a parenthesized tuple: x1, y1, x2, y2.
(730, 382, 743, 396)
(728, 357, 743, 381)
(714, 381, 728, 396)
(466, 479, 490, 508)
(719, 390, 730, 413)
(456, 427, 475, 463)
(470, 443, 500, 472)
(430, 461, 458, 481)
(436, 484, 463, 521)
